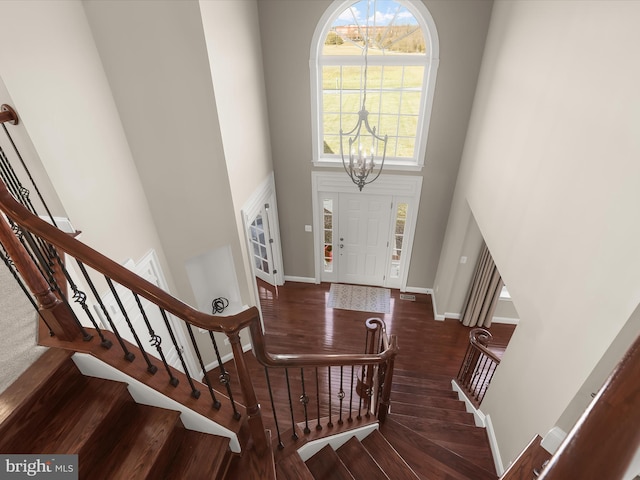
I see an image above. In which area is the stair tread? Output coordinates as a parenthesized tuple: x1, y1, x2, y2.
(9, 377, 132, 454)
(392, 415, 496, 473)
(379, 418, 497, 480)
(361, 430, 419, 479)
(276, 452, 315, 480)
(391, 391, 467, 411)
(83, 404, 182, 479)
(390, 403, 476, 425)
(306, 444, 355, 480)
(162, 428, 231, 479)
(0, 349, 82, 450)
(336, 436, 389, 480)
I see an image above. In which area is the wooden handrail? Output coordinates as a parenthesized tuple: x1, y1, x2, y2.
(469, 327, 501, 364)
(537, 332, 640, 480)
(0, 181, 258, 335)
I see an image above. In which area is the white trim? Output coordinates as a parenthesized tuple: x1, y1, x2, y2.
(444, 312, 461, 320)
(492, 316, 520, 325)
(451, 379, 485, 427)
(296, 423, 379, 461)
(430, 291, 445, 321)
(311, 172, 422, 290)
(485, 414, 504, 476)
(404, 286, 431, 295)
(450, 379, 503, 475)
(540, 426, 567, 455)
(283, 275, 317, 284)
(72, 352, 241, 453)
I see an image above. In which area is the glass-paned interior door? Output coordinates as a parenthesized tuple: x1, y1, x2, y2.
(249, 207, 276, 285)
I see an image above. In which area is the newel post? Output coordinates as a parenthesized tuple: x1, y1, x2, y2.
(0, 214, 79, 341)
(378, 335, 398, 424)
(226, 330, 269, 455)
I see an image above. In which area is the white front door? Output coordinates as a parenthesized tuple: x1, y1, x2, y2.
(337, 193, 392, 286)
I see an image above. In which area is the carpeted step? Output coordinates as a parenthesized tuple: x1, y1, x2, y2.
(335, 436, 388, 479)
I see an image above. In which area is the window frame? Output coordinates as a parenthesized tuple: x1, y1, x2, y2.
(310, 0, 439, 171)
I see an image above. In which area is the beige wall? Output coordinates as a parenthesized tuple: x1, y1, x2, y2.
(0, 0, 167, 272)
(199, 0, 275, 306)
(83, 0, 249, 307)
(434, 0, 640, 465)
(257, 0, 493, 287)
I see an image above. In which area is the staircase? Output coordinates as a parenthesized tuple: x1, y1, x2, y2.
(0, 347, 233, 479)
(274, 367, 498, 479)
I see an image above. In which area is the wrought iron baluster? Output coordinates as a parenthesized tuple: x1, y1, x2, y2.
(315, 367, 322, 431)
(184, 322, 219, 407)
(0, 247, 53, 335)
(338, 366, 345, 425)
(76, 260, 135, 361)
(348, 365, 355, 422)
(284, 368, 298, 440)
(299, 368, 310, 434)
(207, 331, 239, 418)
(1, 123, 57, 226)
(158, 308, 200, 398)
(327, 366, 333, 428)
(264, 367, 284, 449)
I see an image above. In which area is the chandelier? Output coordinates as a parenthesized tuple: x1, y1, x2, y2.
(339, 14, 388, 191)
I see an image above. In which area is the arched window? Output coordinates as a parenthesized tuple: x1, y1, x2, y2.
(311, 0, 439, 169)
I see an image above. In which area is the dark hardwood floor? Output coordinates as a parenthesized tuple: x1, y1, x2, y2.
(219, 279, 516, 478)
(255, 279, 515, 376)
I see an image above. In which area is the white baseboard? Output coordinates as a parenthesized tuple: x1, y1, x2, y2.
(444, 312, 461, 320)
(485, 414, 505, 476)
(430, 291, 445, 321)
(403, 286, 432, 295)
(283, 275, 317, 284)
(451, 379, 504, 475)
(492, 316, 520, 325)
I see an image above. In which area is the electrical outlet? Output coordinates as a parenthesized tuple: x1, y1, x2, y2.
(305, 225, 312, 232)
(460, 256, 467, 264)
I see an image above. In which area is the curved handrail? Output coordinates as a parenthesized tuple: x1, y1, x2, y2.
(0, 182, 257, 334)
(0, 181, 398, 367)
(469, 327, 500, 364)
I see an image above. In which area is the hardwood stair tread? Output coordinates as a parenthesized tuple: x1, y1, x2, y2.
(9, 376, 132, 454)
(305, 444, 355, 480)
(361, 430, 419, 479)
(276, 452, 315, 480)
(379, 418, 497, 480)
(162, 427, 231, 479)
(392, 374, 454, 392)
(336, 436, 389, 480)
(82, 404, 182, 479)
(391, 415, 496, 474)
(390, 391, 468, 411)
(390, 403, 476, 426)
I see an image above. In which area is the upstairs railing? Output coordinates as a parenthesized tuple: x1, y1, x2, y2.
(456, 327, 501, 406)
(0, 104, 398, 459)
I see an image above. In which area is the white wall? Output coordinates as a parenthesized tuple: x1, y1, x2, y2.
(434, 0, 640, 464)
(199, 0, 275, 304)
(82, 0, 247, 307)
(0, 0, 167, 270)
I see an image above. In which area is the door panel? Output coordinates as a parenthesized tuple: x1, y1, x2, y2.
(338, 193, 392, 286)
